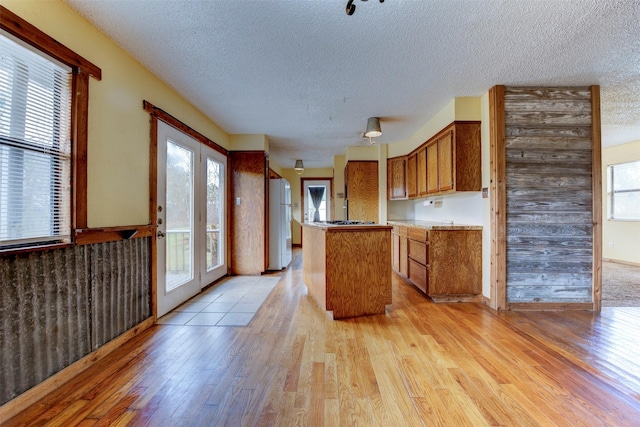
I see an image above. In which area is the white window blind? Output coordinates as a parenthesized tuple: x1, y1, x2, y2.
(0, 30, 72, 247)
(608, 160, 640, 221)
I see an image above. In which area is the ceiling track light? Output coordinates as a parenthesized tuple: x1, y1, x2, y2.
(346, 0, 384, 16)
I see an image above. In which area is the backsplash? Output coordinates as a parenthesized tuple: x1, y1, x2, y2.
(388, 192, 484, 225)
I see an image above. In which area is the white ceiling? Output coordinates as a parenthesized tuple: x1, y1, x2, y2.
(64, 0, 640, 169)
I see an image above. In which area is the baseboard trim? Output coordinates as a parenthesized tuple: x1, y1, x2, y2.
(507, 302, 594, 311)
(0, 316, 154, 423)
(603, 258, 640, 267)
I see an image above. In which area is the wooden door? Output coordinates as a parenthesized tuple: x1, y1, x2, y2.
(417, 147, 427, 196)
(438, 131, 454, 192)
(427, 141, 438, 193)
(407, 153, 417, 198)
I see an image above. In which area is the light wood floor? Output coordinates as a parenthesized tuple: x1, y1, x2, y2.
(5, 250, 640, 426)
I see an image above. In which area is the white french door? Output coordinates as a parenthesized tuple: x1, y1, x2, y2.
(157, 121, 226, 317)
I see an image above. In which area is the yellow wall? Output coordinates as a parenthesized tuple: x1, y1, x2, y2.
(6, 0, 230, 227)
(388, 97, 482, 159)
(333, 155, 346, 221)
(231, 134, 269, 152)
(602, 140, 640, 264)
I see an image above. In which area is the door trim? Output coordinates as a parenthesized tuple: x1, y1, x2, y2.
(300, 178, 333, 246)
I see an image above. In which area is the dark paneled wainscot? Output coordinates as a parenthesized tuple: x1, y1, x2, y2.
(0, 238, 151, 406)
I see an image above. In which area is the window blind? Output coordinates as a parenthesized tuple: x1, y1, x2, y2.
(610, 160, 640, 220)
(0, 30, 72, 247)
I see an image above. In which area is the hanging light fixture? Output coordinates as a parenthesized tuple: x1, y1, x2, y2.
(364, 117, 382, 145)
(294, 159, 304, 175)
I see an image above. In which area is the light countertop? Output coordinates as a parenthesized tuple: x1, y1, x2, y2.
(386, 220, 482, 231)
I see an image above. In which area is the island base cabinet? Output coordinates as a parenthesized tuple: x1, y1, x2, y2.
(303, 224, 392, 319)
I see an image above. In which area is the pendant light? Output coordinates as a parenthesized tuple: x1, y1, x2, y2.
(294, 159, 304, 175)
(364, 117, 382, 138)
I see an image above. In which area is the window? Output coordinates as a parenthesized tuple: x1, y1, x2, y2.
(1, 6, 101, 251)
(608, 160, 640, 221)
(0, 31, 72, 247)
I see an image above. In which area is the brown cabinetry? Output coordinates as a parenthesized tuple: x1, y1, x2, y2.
(391, 121, 481, 200)
(345, 161, 378, 223)
(387, 156, 407, 200)
(230, 151, 269, 275)
(391, 226, 408, 277)
(391, 224, 482, 301)
(417, 147, 427, 196)
(406, 153, 417, 199)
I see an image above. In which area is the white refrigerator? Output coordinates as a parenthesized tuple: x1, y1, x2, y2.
(268, 178, 292, 270)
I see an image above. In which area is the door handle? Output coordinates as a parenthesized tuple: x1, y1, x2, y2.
(157, 230, 166, 239)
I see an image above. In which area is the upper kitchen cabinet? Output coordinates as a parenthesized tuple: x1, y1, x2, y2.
(230, 151, 269, 275)
(434, 121, 481, 194)
(417, 146, 428, 196)
(411, 121, 481, 198)
(387, 156, 408, 200)
(407, 152, 418, 198)
(345, 160, 379, 223)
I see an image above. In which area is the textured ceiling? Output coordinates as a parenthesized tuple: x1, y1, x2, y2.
(64, 0, 640, 169)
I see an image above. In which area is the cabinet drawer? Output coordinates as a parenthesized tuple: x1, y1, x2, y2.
(407, 239, 427, 265)
(408, 227, 428, 242)
(408, 258, 428, 293)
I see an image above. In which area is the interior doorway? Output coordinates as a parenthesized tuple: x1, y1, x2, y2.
(301, 179, 332, 223)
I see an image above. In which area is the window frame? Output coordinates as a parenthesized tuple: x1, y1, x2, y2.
(0, 5, 102, 254)
(607, 159, 640, 222)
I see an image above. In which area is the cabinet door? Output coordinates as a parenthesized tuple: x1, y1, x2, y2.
(417, 147, 427, 196)
(392, 232, 400, 271)
(407, 153, 417, 198)
(427, 142, 438, 194)
(387, 157, 407, 200)
(399, 235, 408, 277)
(438, 131, 454, 192)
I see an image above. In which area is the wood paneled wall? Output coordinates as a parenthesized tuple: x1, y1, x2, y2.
(0, 238, 151, 406)
(230, 151, 268, 275)
(496, 86, 600, 308)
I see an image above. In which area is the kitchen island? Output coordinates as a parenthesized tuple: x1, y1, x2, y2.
(302, 221, 392, 319)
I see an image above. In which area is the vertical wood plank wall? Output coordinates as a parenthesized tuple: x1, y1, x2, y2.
(0, 238, 151, 406)
(502, 86, 596, 307)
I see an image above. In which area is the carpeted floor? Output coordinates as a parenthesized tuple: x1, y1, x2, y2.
(602, 261, 640, 307)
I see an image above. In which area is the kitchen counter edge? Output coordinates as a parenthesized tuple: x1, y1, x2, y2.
(387, 220, 482, 231)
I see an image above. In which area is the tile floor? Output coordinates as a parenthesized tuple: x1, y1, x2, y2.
(157, 275, 281, 326)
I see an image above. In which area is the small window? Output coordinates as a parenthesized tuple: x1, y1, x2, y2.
(0, 31, 72, 247)
(607, 160, 640, 221)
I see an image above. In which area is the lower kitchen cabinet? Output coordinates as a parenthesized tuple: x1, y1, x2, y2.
(391, 224, 482, 301)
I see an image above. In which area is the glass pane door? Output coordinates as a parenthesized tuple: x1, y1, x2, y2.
(165, 140, 194, 291)
(201, 148, 227, 285)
